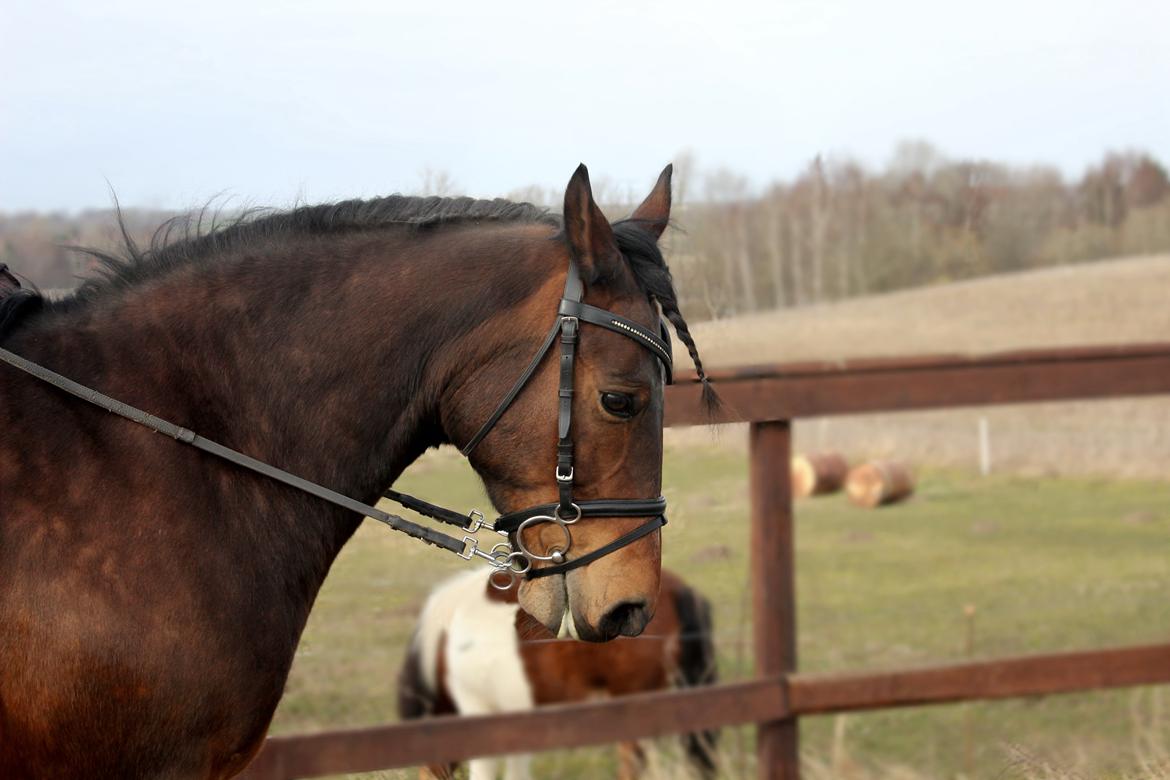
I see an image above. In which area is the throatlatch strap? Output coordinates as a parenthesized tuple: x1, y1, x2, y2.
(460, 317, 561, 457)
(526, 515, 666, 579)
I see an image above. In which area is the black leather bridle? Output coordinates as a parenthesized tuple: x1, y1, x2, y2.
(382, 256, 673, 586)
(459, 257, 671, 582)
(0, 257, 673, 589)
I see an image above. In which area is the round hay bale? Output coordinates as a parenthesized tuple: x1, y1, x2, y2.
(791, 452, 849, 498)
(845, 461, 915, 508)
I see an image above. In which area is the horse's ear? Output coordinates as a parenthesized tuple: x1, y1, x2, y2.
(563, 163, 621, 283)
(629, 164, 673, 240)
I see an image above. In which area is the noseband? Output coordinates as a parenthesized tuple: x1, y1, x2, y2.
(0, 258, 672, 590)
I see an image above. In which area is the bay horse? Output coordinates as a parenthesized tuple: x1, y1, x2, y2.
(398, 568, 719, 780)
(0, 164, 713, 779)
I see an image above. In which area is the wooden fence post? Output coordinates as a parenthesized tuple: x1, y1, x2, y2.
(750, 420, 799, 779)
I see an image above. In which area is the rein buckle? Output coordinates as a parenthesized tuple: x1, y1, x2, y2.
(465, 509, 488, 534)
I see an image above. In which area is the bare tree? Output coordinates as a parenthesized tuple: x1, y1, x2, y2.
(764, 191, 786, 308)
(809, 157, 830, 303)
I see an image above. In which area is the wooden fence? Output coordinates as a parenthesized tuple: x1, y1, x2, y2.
(242, 341, 1170, 780)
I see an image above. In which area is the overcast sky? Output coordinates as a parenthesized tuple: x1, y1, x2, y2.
(2, 0, 1167, 212)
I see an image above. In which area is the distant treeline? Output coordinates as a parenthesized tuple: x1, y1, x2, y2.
(5, 142, 1169, 318)
(663, 143, 1170, 320)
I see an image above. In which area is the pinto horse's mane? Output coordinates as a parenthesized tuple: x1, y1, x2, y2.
(0, 194, 713, 389)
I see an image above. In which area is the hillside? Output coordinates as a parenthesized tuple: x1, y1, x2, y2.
(685, 253, 1170, 366)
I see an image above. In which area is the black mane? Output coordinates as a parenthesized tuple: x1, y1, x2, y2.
(71, 195, 557, 303)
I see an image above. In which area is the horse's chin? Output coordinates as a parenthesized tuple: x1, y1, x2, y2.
(517, 577, 567, 634)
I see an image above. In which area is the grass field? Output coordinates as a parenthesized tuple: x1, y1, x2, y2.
(271, 443, 1170, 779)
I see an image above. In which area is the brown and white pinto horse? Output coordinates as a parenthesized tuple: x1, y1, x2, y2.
(398, 569, 719, 780)
(0, 165, 713, 778)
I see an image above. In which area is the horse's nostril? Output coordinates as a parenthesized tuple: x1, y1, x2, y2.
(598, 600, 650, 639)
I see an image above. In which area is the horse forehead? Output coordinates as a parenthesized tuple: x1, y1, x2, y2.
(598, 288, 659, 328)
(589, 292, 664, 371)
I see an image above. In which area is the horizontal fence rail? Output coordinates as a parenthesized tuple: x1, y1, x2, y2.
(787, 642, 1170, 715)
(245, 679, 787, 778)
(664, 342, 1170, 425)
(245, 642, 1170, 779)
(242, 342, 1170, 780)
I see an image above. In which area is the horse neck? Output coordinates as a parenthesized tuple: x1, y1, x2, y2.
(18, 225, 553, 530)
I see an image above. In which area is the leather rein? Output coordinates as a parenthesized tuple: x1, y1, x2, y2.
(0, 258, 672, 589)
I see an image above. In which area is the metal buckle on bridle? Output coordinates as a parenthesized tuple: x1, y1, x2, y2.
(465, 509, 488, 534)
(466, 508, 510, 538)
(459, 535, 501, 565)
(461, 536, 531, 590)
(487, 550, 531, 590)
(555, 465, 573, 483)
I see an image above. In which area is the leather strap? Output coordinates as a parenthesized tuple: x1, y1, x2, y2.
(555, 313, 578, 515)
(558, 299, 673, 380)
(494, 496, 668, 533)
(382, 488, 480, 530)
(460, 317, 561, 456)
(526, 515, 666, 579)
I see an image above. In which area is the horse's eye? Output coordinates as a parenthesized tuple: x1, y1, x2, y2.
(600, 392, 635, 418)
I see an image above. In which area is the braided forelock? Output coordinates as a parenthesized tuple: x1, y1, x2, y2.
(611, 220, 720, 414)
(659, 299, 721, 412)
